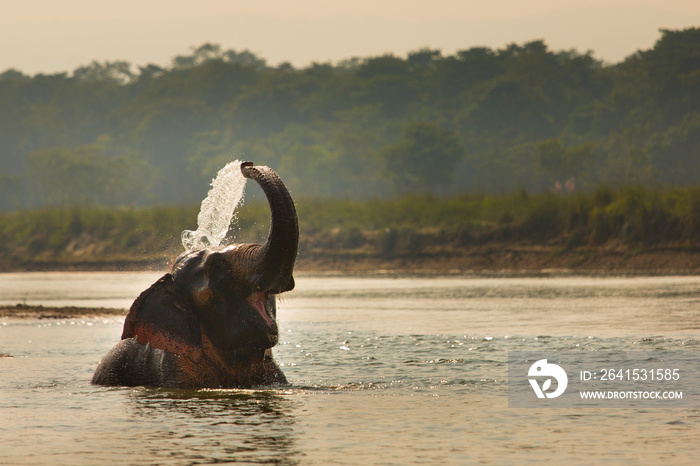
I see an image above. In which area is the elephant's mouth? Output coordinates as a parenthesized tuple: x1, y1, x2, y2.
(246, 291, 278, 336)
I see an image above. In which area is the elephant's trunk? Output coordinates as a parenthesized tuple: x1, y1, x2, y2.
(240, 162, 298, 293)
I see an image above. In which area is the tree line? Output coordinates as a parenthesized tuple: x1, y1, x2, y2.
(1, 28, 700, 210)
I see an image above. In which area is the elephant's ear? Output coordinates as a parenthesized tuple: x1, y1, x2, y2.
(121, 274, 203, 362)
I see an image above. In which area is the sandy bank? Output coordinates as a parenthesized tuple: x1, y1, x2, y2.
(9, 245, 700, 275)
(0, 304, 126, 319)
(295, 245, 700, 275)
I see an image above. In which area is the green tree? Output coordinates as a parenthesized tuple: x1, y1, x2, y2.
(25, 146, 156, 207)
(377, 122, 465, 194)
(2, 30, 700, 209)
(72, 60, 134, 83)
(536, 139, 597, 189)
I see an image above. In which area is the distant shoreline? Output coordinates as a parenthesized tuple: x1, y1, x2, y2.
(295, 246, 700, 276)
(3, 246, 700, 321)
(0, 304, 126, 319)
(5, 245, 700, 276)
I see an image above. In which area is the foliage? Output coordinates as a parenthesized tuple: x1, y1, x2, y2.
(376, 122, 465, 194)
(3, 186, 700, 269)
(1, 30, 700, 210)
(24, 145, 156, 206)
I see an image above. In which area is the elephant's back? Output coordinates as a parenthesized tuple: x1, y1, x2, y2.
(91, 337, 179, 387)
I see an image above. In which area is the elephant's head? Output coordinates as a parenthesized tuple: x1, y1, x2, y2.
(93, 162, 297, 388)
(160, 162, 298, 354)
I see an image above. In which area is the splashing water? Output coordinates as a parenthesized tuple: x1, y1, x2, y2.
(181, 160, 247, 251)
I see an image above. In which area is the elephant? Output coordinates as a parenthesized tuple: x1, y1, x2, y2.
(91, 162, 298, 388)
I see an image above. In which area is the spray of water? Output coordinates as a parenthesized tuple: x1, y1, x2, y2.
(181, 160, 247, 251)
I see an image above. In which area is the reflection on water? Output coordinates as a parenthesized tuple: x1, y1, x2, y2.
(0, 273, 699, 464)
(125, 389, 302, 465)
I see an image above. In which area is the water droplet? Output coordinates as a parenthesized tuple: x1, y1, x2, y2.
(182, 160, 247, 251)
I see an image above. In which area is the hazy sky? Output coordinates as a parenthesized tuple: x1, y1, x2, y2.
(1, 0, 699, 74)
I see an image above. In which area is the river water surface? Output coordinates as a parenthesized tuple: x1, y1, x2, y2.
(0, 272, 698, 464)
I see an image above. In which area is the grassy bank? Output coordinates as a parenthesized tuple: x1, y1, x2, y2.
(3, 186, 700, 272)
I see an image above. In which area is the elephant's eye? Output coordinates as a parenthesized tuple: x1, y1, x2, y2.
(205, 256, 237, 291)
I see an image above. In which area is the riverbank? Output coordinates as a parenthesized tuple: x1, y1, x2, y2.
(6, 244, 700, 275)
(5, 187, 700, 275)
(295, 244, 700, 275)
(0, 304, 125, 319)
(2, 252, 699, 323)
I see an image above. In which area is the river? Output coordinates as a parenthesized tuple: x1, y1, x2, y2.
(1, 272, 698, 464)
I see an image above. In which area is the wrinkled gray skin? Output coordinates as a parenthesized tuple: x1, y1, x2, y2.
(91, 162, 298, 388)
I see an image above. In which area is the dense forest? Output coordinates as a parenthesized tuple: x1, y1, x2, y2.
(1, 28, 700, 211)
